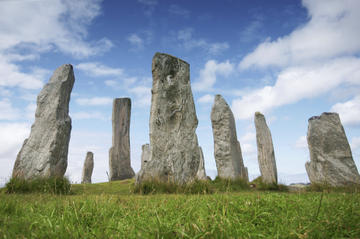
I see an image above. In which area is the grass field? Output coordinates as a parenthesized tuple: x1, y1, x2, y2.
(1, 180, 359, 238)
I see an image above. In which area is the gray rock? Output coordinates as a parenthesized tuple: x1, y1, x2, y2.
(136, 53, 200, 184)
(254, 112, 278, 184)
(12, 64, 74, 179)
(211, 94, 247, 180)
(81, 152, 94, 184)
(140, 144, 151, 170)
(305, 112, 360, 186)
(196, 147, 208, 180)
(109, 98, 135, 181)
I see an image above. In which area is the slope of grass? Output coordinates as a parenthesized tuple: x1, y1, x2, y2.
(0, 179, 359, 238)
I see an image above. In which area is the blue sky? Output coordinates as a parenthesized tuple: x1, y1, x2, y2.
(1, 0, 360, 185)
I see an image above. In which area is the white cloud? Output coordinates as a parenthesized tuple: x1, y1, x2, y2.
(295, 136, 307, 149)
(177, 28, 229, 55)
(331, 95, 360, 126)
(138, 0, 158, 6)
(233, 57, 360, 119)
(0, 0, 112, 58)
(193, 60, 234, 91)
(242, 143, 256, 156)
(76, 62, 123, 77)
(0, 98, 20, 120)
(129, 86, 151, 106)
(76, 97, 113, 106)
(233, 0, 360, 120)
(351, 137, 360, 150)
(127, 34, 144, 49)
(0, 123, 30, 181)
(239, 0, 360, 69)
(71, 111, 107, 121)
(197, 94, 213, 104)
(0, 57, 47, 90)
(240, 132, 256, 143)
(169, 4, 190, 18)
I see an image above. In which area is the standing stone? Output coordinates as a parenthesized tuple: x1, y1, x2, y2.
(196, 147, 208, 180)
(305, 112, 360, 186)
(109, 98, 135, 181)
(254, 112, 278, 184)
(211, 94, 247, 180)
(12, 64, 74, 180)
(136, 53, 201, 184)
(81, 152, 94, 184)
(140, 144, 151, 170)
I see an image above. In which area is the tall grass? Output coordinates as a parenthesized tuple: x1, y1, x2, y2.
(133, 179, 213, 194)
(5, 176, 71, 195)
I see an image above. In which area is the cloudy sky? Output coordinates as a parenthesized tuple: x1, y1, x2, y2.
(1, 0, 359, 185)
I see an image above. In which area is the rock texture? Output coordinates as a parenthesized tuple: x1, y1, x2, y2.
(254, 112, 278, 184)
(140, 144, 151, 170)
(196, 147, 208, 180)
(81, 152, 94, 184)
(211, 94, 247, 180)
(12, 64, 74, 180)
(136, 53, 201, 184)
(109, 98, 135, 181)
(305, 112, 360, 186)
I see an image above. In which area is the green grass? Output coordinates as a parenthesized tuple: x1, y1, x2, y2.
(5, 176, 71, 195)
(0, 179, 360, 238)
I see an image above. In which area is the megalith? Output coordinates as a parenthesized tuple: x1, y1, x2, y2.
(196, 147, 208, 180)
(136, 53, 201, 184)
(305, 112, 360, 186)
(12, 64, 74, 180)
(254, 112, 278, 184)
(81, 152, 94, 184)
(140, 144, 151, 170)
(109, 98, 135, 181)
(211, 94, 247, 180)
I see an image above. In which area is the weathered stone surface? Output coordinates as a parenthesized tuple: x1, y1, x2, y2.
(109, 98, 135, 181)
(305, 112, 360, 186)
(254, 112, 278, 184)
(81, 152, 94, 184)
(136, 53, 200, 184)
(12, 64, 74, 180)
(196, 147, 207, 180)
(140, 144, 151, 170)
(211, 94, 246, 180)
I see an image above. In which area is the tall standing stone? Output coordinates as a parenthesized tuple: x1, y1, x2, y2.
(109, 98, 135, 181)
(136, 53, 201, 184)
(140, 144, 151, 170)
(306, 112, 360, 186)
(211, 94, 247, 180)
(254, 112, 278, 184)
(81, 152, 94, 184)
(12, 64, 74, 179)
(196, 147, 208, 180)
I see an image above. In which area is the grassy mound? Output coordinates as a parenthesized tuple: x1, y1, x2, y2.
(5, 177, 71, 195)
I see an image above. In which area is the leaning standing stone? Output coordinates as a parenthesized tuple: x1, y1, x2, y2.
(254, 112, 278, 184)
(109, 98, 135, 181)
(136, 53, 201, 184)
(211, 94, 247, 180)
(12, 64, 74, 180)
(306, 112, 360, 186)
(81, 152, 94, 184)
(196, 147, 208, 180)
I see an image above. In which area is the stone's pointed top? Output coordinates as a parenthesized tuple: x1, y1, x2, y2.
(152, 52, 189, 66)
(49, 64, 74, 83)
(213, 94, 229, 108)
(255, 111, 263, 117)
(86, 151, 93, 156)
(309, 112, 339, 121)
